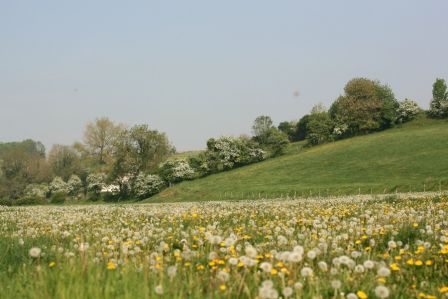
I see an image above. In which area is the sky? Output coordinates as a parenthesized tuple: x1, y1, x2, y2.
(1, 1, 448, 152)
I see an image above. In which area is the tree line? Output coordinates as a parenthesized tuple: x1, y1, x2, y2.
(0, 77, 447, 205)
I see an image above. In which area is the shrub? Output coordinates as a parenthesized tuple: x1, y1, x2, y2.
(261, 128, 289, 157)
(24, 183, 49, 199)
(159, 159, 195, 184)
(396, 99, 420, 123)
(14, 197, 47, 206)
(50, 192, 66, 204)
(102, 191, 121, 202)
(67, 175, 83, 196)
(306, 112, 334, 146)
(188, 154, 209, 177)
(429, 78, 448, 118)
(133, 173, 165, 199)
(206, 136, 265, 172)
(0, 198, 12, 206)
(49, 177, 69, 195)
(86, 173, 106, 197)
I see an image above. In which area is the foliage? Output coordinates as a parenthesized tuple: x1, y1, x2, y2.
(111, 125, 175, 180)
(48, 145, 81, 180)
(0, 140, 50, 199)
(86, 173, 106, 197)
(306, 112, 334, 146)
(252, 115, 274, 144)
(294, 115, 311, 141)
(261, 128, 290, 157)
(49, 176, 69, 195)
(67, 175, 83, 196)
(206, 136, 265, 172)
(83, 117, 124, 164)
(396, 99, 420, 123)
(330, 78, 399, 137)
(49, 192, 66, 204)
(24, 183, 49, 199)
(159, 159, 195, 184)
(277, 121, 297, 141)
(133, 173, 165, 199)
(150, 116, 448, 202)
(429, 78, 448, 118)
(187, 154, 209, 177)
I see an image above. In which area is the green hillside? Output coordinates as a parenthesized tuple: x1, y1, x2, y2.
(146, 115, 448, 203)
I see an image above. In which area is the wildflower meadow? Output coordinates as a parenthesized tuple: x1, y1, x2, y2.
(1, 195, 448, 299)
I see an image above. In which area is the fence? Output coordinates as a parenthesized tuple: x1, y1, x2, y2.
(218, 180, 447, 201)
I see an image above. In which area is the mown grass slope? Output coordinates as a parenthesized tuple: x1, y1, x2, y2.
(147, 115, 448, 202)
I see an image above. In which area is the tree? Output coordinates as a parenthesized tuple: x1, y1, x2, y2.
(252, 115, 274, 144)
(0, 140, 51, 199)
(83, 117, 124, 164)
(429, 78, 448, 118)
(262, 128, 290, 156)
(127, 124, 175, 173)
(306, 112, 334, 146)
(294, 115, 311, 141)
(278, 121, 297, 141)
(48, 144, 81, 180)
(330, 78, 398, 137)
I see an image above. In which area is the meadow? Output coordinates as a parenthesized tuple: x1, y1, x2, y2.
(1, 194, 448, 299)
(150, 116, 448, 203)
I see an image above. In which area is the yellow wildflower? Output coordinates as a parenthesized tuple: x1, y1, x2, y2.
(357, 290, 368, 299)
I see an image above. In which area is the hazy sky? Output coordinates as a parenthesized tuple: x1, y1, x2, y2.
(1, 1, 447, 151)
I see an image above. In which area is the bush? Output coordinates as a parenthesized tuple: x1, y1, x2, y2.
(24, 183, 49, 199)
(133, 173, 165, 199)
(0, 198, 12, 206)
(159, 159, 195, 184)
(206, 136, 265, 172)
(49, 177, 69, 195)
(102, 191, 121, 202)
(86, 173, 106, 197)
(50, 192, 66, 204)
(67, 175, 83, 196)
(306, 112, 334, 146)
(188, 154, 209, 177)
(396, 99, 420, 123)
(261, 128, 289, 157)
(14, 197, 47, 206)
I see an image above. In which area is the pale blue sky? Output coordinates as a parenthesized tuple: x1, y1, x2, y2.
(1, 1, 447, 151)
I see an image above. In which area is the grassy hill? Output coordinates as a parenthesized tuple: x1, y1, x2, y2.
(146, 115, 448, 203)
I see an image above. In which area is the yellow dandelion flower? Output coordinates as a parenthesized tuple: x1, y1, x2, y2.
(357, 290, 368, 299)
(425, 260, 433, 266)
(406, 258, 415, 265)
(219, 284, 226, 291)
(106, 261, 116, 270)
(271, 269, 278, 275)
(49, 261, 56, 268)
(390, 263, 400, 271)
(439, 286, 448, 293)
(415, 260, 423, 266)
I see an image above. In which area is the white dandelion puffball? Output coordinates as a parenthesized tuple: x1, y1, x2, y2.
(375, 285, 390, 298)
(155, 285, 163, 295)
(29, 247, 41, 258)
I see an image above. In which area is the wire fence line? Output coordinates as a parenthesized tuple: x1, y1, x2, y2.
(218, 181, 447, 201)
